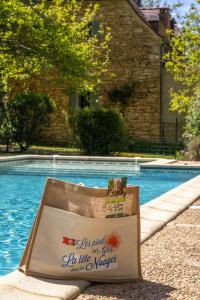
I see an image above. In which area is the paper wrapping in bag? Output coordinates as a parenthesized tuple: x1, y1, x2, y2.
(19, 178, 141, 282)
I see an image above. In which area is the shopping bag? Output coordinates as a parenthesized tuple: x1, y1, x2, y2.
(19, 178, 141, 282)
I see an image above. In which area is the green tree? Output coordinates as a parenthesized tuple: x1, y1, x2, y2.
(4, 92, 55, 151)
(0, 99, 13, 152)
(0, 0, 110, 94)
(141, 0, 161, 8)
(165, 0, 200, 113)
(184, 97, 200, 139)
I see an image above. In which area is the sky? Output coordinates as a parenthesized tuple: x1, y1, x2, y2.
(161, 0, 194, 13)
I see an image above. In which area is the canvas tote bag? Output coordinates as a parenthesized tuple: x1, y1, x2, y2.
(19, 178, 141, 282)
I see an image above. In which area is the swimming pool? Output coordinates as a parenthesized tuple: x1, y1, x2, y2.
(1, 158, 200, 276)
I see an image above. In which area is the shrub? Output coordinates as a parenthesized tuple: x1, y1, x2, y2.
(184, 97, 200, 160)
(185, 136, 200, 161)
(69, 107, 125, 155)
(184, 97, 200, 141)
(125, 137, 181, 156)
(0, 100, 13, 152)
(7, 92, 55, 151)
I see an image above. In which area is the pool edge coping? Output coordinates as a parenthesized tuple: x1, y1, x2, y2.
(0, 155, 200, 300)
(140, 174, 200, 243)
(0, 154, 155, 163)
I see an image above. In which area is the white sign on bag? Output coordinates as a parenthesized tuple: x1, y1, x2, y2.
(61, 233, 119, 272)
(28, 205, 139, 280)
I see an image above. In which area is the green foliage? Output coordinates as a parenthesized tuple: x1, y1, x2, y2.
(0, 100, 13, 152)
(186, 136, 200, 160)
(184, 96, 200, 140)
(5, 92, 55, 151)
(165, 0, 200, 113)
(125, 137, 181, 156)
(0, 0, 110, 94)
(107, 82, 136, 107)
(69, 107, 125, 155)
(141, 0, 171, 9)
(142, 0, 161, 8)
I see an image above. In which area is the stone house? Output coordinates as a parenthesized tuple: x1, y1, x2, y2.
(140, 5, 185, 143)
(30, 0, 181, 146)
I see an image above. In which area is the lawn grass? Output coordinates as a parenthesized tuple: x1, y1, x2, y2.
(0, 144, 184, 160)
(114, 152, 176, 159)
(30, 145, 185, 159)
(29, 145, 80, 154)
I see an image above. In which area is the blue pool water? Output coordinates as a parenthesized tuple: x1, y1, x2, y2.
(0, 159, 200, 276)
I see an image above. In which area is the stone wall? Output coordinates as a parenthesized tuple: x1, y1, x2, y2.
(28, 0, 162, 145)
(96, 0, 161, 141)
(161, 68, 185, 143)
(27, 76, 71, 146)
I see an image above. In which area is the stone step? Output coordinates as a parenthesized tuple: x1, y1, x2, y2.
(0, 271, 89, 300)
(189, 205, 200, 209)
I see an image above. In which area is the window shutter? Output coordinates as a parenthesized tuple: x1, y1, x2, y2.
(69, 93, 78, 110)
(92, 20, 100, 37)
(90, 91, 98, 107)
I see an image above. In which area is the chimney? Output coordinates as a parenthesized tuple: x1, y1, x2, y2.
(159, 8, 171, 30)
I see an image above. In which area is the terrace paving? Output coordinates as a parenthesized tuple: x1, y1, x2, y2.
(76, 200, 200, 300)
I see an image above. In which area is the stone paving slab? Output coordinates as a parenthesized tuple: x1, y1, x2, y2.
(0, 271, 90, 300)
(141, 206, 179, 222)
(140, 175, 200, 242)
(170, 160, 200, 167)
(141, 159, 200, 168)
(0, 285, 60, 300)
(145, 198, 185, 212)
(141, 159, 178, 166)
(0, 154, 152, 163)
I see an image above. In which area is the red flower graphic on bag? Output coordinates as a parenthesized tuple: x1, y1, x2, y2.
(63, 237, 76, 246)
(106, 232, 121, 249)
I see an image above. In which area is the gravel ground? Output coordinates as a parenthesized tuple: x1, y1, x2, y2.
(76, 200, 200, 300)
(172, 209, 200, 225)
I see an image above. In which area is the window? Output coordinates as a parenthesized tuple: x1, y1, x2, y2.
(69, 91, 98, 110)
(89, 20, 100, 38)
(80, 93, 90, 108)
(91, 20, 100, 37)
